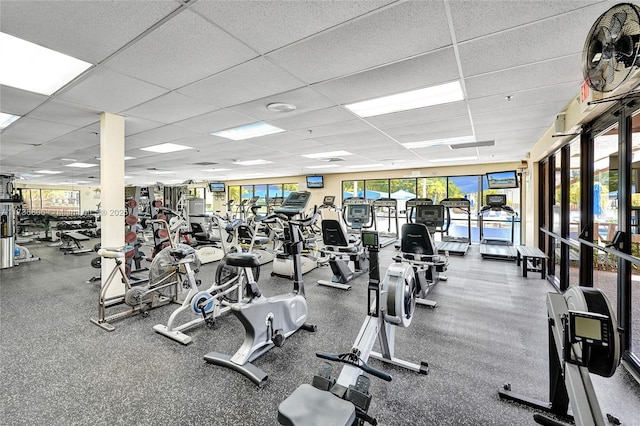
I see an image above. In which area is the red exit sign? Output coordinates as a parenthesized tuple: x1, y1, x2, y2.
(580, 79, 591, 104)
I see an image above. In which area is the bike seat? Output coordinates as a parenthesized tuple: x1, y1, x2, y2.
(97, 248, 124, 259)
(224, 252, 261, 268)
(278, 384, 355, 426)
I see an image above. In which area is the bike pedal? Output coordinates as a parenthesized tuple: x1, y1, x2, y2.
(312, 362, 335, 391)
(346, 375, 372, 412)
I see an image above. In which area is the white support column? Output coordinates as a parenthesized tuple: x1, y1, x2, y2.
(99, 113, 125, 298)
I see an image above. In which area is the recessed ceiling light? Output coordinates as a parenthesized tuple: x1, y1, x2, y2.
(266, 102, 297, 113)
(60, 158, 77, 161)
(347, 164, 384, 169)
(95, 156, 136, 161)
(75, 180, 91, 184)
(402, 136, 475, 149)
(19, 173, 43, 178)
(201, 168, 230, 172)
(345, 81, 464, 117)
(306, 164, 339, 169)
(234, 159, 273, 166)
(0, 32, 92, 95)
(301, 150, 354, 159)
(65, 162, 98, 168)
(151, 171, 175, 175)
(428, 156, 478, 163)
(140, 143, 194, 153)
(0, 112, 21, 129)
(211, 122, 285, 140)
(35, 170, 63, 174)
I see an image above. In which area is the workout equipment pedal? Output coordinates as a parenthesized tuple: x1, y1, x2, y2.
(346, 374, 372, 412)
(312, 362, 335, 391)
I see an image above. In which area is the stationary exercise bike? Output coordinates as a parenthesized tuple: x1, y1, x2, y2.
(278, 230, 429, 426)
(203, 192, 317, 387)
(499, 286, 622, 426)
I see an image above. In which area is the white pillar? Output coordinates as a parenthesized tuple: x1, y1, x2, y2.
(99, 113, 125, 297)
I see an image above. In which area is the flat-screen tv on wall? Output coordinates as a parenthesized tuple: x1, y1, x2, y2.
(486, 171, 518, 189)
(209, 182, 225, 193)
(306, 175, 324, 189)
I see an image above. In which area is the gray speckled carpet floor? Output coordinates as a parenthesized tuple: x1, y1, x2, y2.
(1, 239, 639, 425)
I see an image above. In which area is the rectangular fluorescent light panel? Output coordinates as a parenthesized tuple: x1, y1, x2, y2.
(212, 122, 284, 141)
(235, 159, 273, 166)
(428, 156, 477, 163)
(65, 162, 98, 168)
(35, 170, 63, 174)
(0, 112, 21, 129)
(0, 32, 92, 95)
(402, 135, 475, 149)
(151, 171, 175, 175)
(301, 150, 353, 159)
(345, 81, 464, 117)
(201, 168, 230, 172)
(306, 164, 339, 169)
(140, 143, 194, 153)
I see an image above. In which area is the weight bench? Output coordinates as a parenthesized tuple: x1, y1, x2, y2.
(59, 231, 93, 255)
(515, 245, 548, 279)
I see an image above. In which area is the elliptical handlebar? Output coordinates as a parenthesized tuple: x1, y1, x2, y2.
(315, 351, 392, 382)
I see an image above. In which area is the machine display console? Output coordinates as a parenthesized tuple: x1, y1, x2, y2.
(322, 195, 335, 205)
(372, 198, 397, 207)
(415, 204, 445, 227)
(406, 198, 433, 207)
(569, 310, 611, 347)
(486, 194, 507, 207)
(274, 191, 312, 217)
(361, 230, 379, 249)
(441, 198, 471, 208)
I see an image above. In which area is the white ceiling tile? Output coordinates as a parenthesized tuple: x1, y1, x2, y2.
(173, 109, 255, 134)
(394, 127, 475, 144)
(290, 119, 373, 140)
(104, 9, 258, 89)
(458, 10, 602, 78)
(124, 116, 165, 136)
(51, 128, 100, 150)
(384, 116, 473, 140)
(0, 85, 48, 116)
(266, 1, 451, 83)
(177, 57, 305, 107)
(450, 1, 612, 42)
(128, 124, 201, 145)
(464, 54, 583, 99)
(270, 106, 356, 131)
(123, 92, 218, 124)
(1, 117, 78, 144)
(314, 48, 459, 104)
(28, 100, 101, 127)
(0, 1, 179, 63)
(468, 83, 579, 115)
(367, 102, 470, 130)
(58, 68, 168, 112)
(192, 0, 394, 54)
(228, 87, 336, 122)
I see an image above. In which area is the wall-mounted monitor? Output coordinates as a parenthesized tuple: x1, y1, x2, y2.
(306, 175, 324, 189)
(209, 182, 225, 193)
(486, 171, 518, 189)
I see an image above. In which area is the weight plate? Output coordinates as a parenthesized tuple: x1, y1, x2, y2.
(90, 257, 101, 269)
(125, 215, 138, 226)
(125, 231, 137, 243)
(127, 199, 137, 209)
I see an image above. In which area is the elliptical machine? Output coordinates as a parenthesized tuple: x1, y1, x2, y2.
(278, 230, 428, 426)
(203, 192, 317, 387)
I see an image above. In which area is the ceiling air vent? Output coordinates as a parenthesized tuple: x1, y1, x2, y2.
(192, 161, 218, 166)
(325, 157, 345, 162)
(449, 140, 495, 150)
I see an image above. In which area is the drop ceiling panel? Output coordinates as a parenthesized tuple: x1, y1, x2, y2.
(367, 101, 470, 130)
(393, 127, 476, 144)
(0, 1, 179, 63)
(385, 116, 473, 140)
(128, 124, 201, 145)
(458, 11, 599, 78)
(314, 48, 459, 104)
(0, 86, 48, 116)
(192, 0, 393, 54)
(0, 143, 34, 158)
(125, 117, 165, 136)
(464, 54, 583, 99)
(59, 68, 168, 113)
(123, 92, 218, 124)
(51, 129, 101, 150)
(104, 10, 258, 90)
(449, 0, 607, 42)
(289, 119, 373, 140)
(473, 101, 569, 129)
(173, 109, 254, 134)
(177, 57, 305, 107)
(468, 82, 578, 115)
(266, 1, 451, 83)
(228, 87, 336, 122)
(269, 107, 355, 131)
(28, 100, 101, 127)
(1, 117, 78, 144)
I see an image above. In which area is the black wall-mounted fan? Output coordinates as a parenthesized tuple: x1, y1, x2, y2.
(583, 3, 640, 92)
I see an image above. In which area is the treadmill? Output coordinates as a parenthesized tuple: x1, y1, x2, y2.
(405, 198, 445, 252)
(341, 197, 372, 234)
(439, 198, 471, 256)
(478, 194, 518, 260)
(371, 198, 399, 248)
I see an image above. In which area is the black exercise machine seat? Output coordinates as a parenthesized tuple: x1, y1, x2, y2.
(237, 224, 271, 246)
(401, 223, 439, 262)
(224, 252, 261, 268)
(321, 219, 360, 253)
(277, 384, 355, 426)
(191, 223, 221, 243)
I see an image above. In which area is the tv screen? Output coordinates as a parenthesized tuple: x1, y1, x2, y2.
(486, 171, 518, 189)
(306, 175, 324, 189)
(209, 182, 225, 193)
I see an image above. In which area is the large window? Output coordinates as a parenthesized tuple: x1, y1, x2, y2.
(21, 188, 80, 215)
(227, 183, 299, 211)
(417, 177, 447, 203)
(342, 180, 365, 198)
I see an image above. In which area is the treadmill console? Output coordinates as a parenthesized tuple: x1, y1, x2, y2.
(415, 204, 445, 228)
(372, 198, 397, 208)
(441, 198, 471, 209)
(346, 204, 371, 228)
(406, 198, 433, 207)
(274, 191, 312, 218)
(486, 194, 507, 208)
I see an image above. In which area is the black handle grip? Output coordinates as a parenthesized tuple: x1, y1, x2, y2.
(315, 352, 392, 382)
(359, 362, 392, 382)
(316, 351, 342, 362)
